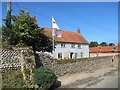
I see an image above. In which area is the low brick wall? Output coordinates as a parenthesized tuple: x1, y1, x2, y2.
(38, 53, 114, 76)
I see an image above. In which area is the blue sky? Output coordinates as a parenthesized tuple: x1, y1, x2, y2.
(2, 2, 118, 44)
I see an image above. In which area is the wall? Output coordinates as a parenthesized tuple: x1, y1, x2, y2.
(0, 49, 21, 72)
(54, 42, 89, 59)
(38, 53, 115, 76)
(90, 52, 119, 57)
(1, 48, 36, 84)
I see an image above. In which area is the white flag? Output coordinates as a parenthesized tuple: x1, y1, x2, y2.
(52, 17, 59, 29)
(52, 17, 62, 37)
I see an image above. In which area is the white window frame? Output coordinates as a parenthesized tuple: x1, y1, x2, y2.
(58, 53, 62, 59)
(71, 44, 75, 48)
(78, 44, 82, 49)
(75, 52, 77, 58)
(61, 43, 66, 48)
(80, 52, 83, 58)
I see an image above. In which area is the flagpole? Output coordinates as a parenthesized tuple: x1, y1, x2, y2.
(52, 28, 55, 54)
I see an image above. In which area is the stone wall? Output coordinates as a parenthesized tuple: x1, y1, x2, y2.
(0, 48, 35, 74)
(0, 49, 21, 72)
(1, 48, 36, 84)
(37, 52, 114, 76)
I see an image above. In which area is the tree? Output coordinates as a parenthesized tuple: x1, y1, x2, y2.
(3, 10, 53, 53)
(100, 42, 108, 46)
(2, 11, 19, 47)
(109, 43, 115, 46)
(89, 41, 99, 47)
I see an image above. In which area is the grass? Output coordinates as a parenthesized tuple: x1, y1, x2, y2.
(2, 70, 27, 88)
(57, 56, 111, 64)
(57, 58, 89, 64)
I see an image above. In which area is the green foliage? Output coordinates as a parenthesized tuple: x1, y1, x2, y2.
(0, 26, 2, 30)
(100, 42, 108, 46)
(109, 43, 115, 46)
(5, 10, 12, 28)
(57, 58, 89, 64)
(3, 10, 53, 52)
(33, 67, 57, 90)
(57, 56, 109, 64)
(2, 26, 20, 45)
(89, 41, 99, 47)
(2, 70, 26, 88)
(23, 84, 35, 89)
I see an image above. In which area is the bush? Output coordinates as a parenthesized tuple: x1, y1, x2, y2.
(2, 70, 26, 88)
(33, 67, 57, 90)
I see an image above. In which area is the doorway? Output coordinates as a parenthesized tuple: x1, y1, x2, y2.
(70, 52, 73, 59)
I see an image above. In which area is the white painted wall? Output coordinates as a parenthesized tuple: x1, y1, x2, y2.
(53, 42, 89, 59)
(90, 53, 119, 57)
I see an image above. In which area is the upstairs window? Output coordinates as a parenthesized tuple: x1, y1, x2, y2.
(61, 43, 66, 48)
(78, 44, 82, 49)
(71, 44, 75, 48)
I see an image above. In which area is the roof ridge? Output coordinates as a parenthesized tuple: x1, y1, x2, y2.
(41, 26, 78, 33)
(43, 27, 89, 44)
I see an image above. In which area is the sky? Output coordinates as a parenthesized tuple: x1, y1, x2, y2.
(1, 2, 118, 45)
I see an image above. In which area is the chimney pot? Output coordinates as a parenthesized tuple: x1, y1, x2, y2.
(34, 16, 37, 23)
(77, 28, 80, 34)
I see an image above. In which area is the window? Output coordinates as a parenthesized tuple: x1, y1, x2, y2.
(112, 47, 116, 52)
(78, 44, 82, 49)
(80, 52, 83, 58)
(58, 53, 62, 59)
(75, 53, 77, 58)
(71, 44, 75, 48)
(61, 43, 66, 48)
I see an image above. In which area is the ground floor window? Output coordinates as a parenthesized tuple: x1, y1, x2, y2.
(58, 53, 62, 59)
(80, 52, 83, 58)
(75, 53, 77, 58)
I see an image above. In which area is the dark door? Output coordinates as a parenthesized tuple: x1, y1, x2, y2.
(70, 52, 73, 59)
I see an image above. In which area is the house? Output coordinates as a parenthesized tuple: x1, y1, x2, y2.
(44, 28, 89, 59)
(89, 45, 120, 57)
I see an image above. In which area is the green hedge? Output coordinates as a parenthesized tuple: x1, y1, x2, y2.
(33, 67, 57, 90)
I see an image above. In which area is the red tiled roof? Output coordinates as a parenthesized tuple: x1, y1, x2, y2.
(90, 46, 120, 53)
(44, 28, 89, 44)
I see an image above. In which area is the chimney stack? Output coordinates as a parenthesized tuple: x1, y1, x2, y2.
(34, 16, 37, 23)
(77, 28, 80, 34)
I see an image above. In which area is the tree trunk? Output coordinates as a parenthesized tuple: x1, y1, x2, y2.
(32, 46, 43, 68)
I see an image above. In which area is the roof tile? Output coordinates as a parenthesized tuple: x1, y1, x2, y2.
(90, 46, 120, 53)
(44, 28, 88, 44)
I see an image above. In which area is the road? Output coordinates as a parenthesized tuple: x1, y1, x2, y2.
(58, 66, 118, 89)
(89, 73, 118, 88)
(81, 69, 118, 88)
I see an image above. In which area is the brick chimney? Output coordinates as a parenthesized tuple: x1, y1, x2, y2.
(34, 16, 37, 23)
(77, 28, 80, 34)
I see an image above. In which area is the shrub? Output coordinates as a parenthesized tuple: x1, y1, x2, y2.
(23, 84, 34, 89)
(2, 70, 26, 88)
(33, 67, 57, 90)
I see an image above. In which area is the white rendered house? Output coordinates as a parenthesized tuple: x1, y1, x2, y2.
(44, 28, 89, 59)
